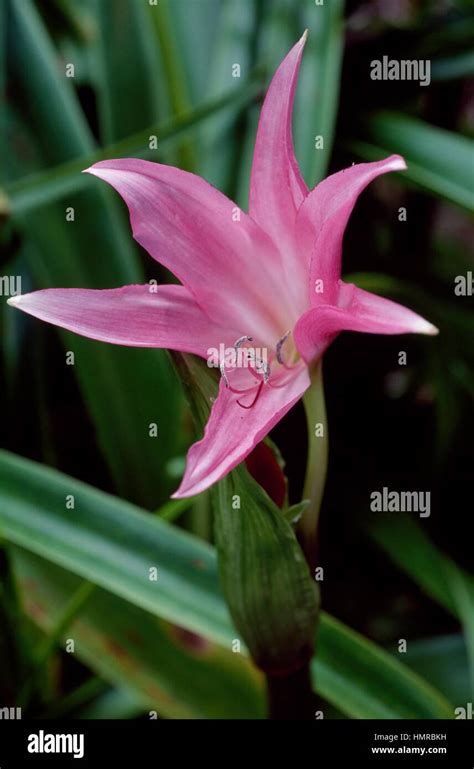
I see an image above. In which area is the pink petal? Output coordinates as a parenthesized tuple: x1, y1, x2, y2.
(8, 284, 237, 357)
(85, 158, 295, 341)
(173, 363, 310, 497)
(297, 155, 407, 306)
(294, 284, 438, 362)
(249, 33, 309, 313)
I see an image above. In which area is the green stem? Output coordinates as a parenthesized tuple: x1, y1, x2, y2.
(299, 361, 328, 572)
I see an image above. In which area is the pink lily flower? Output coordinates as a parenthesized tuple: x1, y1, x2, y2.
(8, 33, 437, 498)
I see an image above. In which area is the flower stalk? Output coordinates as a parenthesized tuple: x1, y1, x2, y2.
(264, 362, 328, 720)
(299, 360, 328, 573)
(266, 660, 316, 720)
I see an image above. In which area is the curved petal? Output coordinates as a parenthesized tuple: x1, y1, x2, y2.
(294, 285, 438, 362)
(249, 33, 309, 313)
(173, 363, 310, 497)
(7, 284, 238, 357)
(85, 158, 294, 341)
(297, 155, 407, 306)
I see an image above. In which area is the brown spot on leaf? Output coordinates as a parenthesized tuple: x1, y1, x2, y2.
(23, 598, 46, 623)
(104, 638, 137, 670)
(125, 629, 144, 647)
(169, 624, 210, 655)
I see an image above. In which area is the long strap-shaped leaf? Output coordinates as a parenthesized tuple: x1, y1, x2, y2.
(0, 450, 453, 718)
(4, 0, 181, 506)
(2, 78, 261, 217)
(370, 516, 474, 700)
(353, 112, 474, 211)
(11, 547, 264, 720)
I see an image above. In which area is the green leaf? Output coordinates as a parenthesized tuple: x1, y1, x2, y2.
(0, 449, 453, 718)
(3, 78, 262, 216)
(5, 0, 182, 505)
(213, 465, 320, 674)
(93, 0, 162, 143)
(295, 0, 344, 185)
(197, 0, 257, 191)
(370, 516, 474, 618)
(6, 0, 92, 163)
(37, 0, 91, 42)
(166, 0, 221, 106)
(42, 677, 110, 719)
(314, 614, 453, 719)
(154, 496, 196, 523)
(147, 0, 196, 171)
(370, 516, 474, 698)
(403, 635, 470, 706)
(169, 352, 219, 429)
(0, 553, 31, 699)
(283, 500, 310, 526)
(75, 686, 145, 720)
(18, 580, 95, 708)
(355, 112, 474, 211)
(0, 449, 232, 646)
(11, 547, 264, 719)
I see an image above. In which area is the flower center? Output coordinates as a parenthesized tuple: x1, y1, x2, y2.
(219, 331, 299, 409)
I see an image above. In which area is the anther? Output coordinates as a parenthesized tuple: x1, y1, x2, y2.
(219, 335, 270, 407)
(234, 335, 253, 349)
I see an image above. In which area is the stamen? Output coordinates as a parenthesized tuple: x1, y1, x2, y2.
(219, 359, 230, 388)
(276, 330, 292, 365)
(219, 335, 270, 409)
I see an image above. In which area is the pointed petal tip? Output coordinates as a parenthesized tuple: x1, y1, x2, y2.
(411, 317, 439, 336)
(172, 467, 204, 499)
(389, 154, 407, 171)
(82, 161, 118, 177)
(6, 295, 22, 307)
(299, 29, 309, 46)
(82, 163, 105, 177)
(171, 481, 201, 500)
